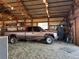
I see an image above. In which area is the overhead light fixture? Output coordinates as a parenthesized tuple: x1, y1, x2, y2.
(43, 0, 46, 3)
(8, 5, 14, 10)
(46, 4, 48, 7)
(11, 7, 14, 10)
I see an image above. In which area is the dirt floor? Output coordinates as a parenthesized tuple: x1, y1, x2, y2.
(9, 41, 79, 59)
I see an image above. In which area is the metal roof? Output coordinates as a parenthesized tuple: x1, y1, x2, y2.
(0, 0, 73, 19)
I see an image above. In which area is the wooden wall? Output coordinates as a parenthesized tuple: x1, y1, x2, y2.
(69, 0, 79, 45)
(33, 18, 64, 26)
(33, 18, 64, 30)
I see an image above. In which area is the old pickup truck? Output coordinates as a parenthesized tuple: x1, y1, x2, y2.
(4, 26, 58, 44)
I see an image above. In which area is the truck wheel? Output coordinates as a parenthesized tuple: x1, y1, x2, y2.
(45, 36, 54, 44)
(10, 37, 17, 44)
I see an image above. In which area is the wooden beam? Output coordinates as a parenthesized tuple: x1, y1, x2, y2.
(30, 12, 46, 15)
(7, 0, 37, 4)
(7, 1, 72, 8)
(49, 4, 72, 8)
(28, 9, 70, 13)
(15, 0, 72, 8)
(49, 9, 71, 11)
(50, 14, 68, 18)
(31, 12, 68, 15)
(7, 0, 73, 5)
(7, 6, 69, 12)
(48, 0, 73, 4)
(47, 17, 50, 29)
(32, 15, 66, 19)
(29, 10, 69, 13)
(26, 18, 64, 23)
(26, 20, 64, 23)
(27, 4, 72, 10)
(20, 0, 32, 19)
(22, 0, 73, 6)
(50, 15, 67, 17)
(72, 0, 77, 45)
(50, 12, 69, 14)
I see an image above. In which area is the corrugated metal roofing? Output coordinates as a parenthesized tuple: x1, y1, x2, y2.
(0, 0, 73, 19)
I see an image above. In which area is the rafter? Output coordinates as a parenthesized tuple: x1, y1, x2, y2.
(17, 0, 32, 19)
(48, 0, 73, 4)
(7, 0, 73, 4)
(26, 4, 72, 10)
(32, 15, 66, 19)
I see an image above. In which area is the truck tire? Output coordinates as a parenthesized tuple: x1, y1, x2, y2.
(45, 36, 54, 44)
(9, 37, 17, 44)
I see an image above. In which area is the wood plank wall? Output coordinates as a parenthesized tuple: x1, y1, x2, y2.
(69, 0, 79, 45)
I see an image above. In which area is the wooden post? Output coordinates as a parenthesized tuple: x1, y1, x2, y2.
(1, 17, 4, 36)
(74, 18, 77, 45)
(31, 18, 33, 32)
(72, 0, 77, 45)
(47, 17, 50, 30)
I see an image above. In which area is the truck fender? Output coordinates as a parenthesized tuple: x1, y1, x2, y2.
(8, 34, 16, 39)
(44, 34, 54, 39)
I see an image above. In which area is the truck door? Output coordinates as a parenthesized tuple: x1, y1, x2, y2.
(25, 27, 34, 40)
(16, 31, 26, 39)
(31, 27, 45, 40)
